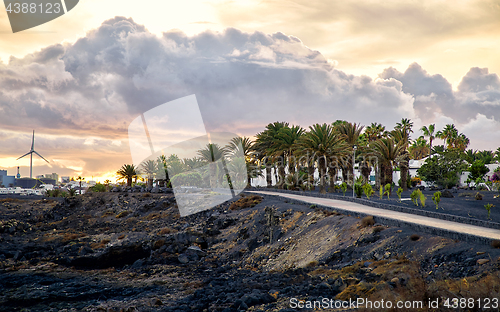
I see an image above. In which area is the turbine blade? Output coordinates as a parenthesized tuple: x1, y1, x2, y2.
(33, 151, 49, 163)
(32, 130, 35, 151)
(17, 151, 32, 160)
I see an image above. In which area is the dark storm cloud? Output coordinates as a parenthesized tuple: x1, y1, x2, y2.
(1, 15, 499, 175)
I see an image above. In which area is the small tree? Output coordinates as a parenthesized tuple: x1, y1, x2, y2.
(468, 160, 489, 182)
(384, 183, 391, 199)
(354, 183, 363, 198)
(363, 183, 374, 199)
(410, 189, 421, 206)
(379, 185, 384, 199)
(419, 192, 426, 208)
(340, 182, 348, 196)
(432, 191, 441, 210)
(485, 203, 495, 220)
(76, 176, 85, 195)
(396, 187, 403, 202)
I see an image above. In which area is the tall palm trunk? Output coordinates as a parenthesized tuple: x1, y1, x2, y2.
(307, 162, 315, 190)
(327, 167, 337, 192)
(318, 156, 327, 194)
(266, 166, 272, 188)
(383, 162, 393, 188)
(209, 163, 217, 188)
(277, 153, 286, 189)
(400, 153, 409, 191)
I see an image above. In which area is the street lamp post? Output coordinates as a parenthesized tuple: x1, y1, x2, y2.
(352, 145, 357, 198)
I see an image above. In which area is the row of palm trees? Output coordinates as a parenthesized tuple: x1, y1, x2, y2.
(116, 119, 499, 194)
(116, 137, 253, 188)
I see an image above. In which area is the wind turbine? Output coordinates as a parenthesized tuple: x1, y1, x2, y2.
(17, 130, 49, 179)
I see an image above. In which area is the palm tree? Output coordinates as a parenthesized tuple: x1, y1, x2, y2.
(370, 138, 406, 188)
(226, 136, 259, 188)
(141, 159, 158, 188)
(295, 123, 348, 194)
(197, 143, 229, 188)
(436, 124, 458, 149)
(408, 136, 430, 160)
(464, 149, 478, 164)
(453, 133, 470, 152)
(268, 125, 304, 182)
(420, 124, 436, 155)
(76, 176, 85, 195)
(255, 122, 289, 188)
(116, 164, 138, 187)
(365, 122, 386, 142)
(335, 122, 364, 184)
(494, 147, 500, 162)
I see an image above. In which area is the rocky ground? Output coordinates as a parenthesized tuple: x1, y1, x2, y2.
(1, 191, 500, 311)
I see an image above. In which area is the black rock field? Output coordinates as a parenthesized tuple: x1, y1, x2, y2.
(1, 191, 500, 311)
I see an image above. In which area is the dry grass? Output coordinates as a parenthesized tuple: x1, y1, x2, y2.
(372, 226, 385, 233)
(101, 210, 115, 218)
(306, 260, 319, 267)
(229, 195, 263, 211)
(0, 198, 24, 203)
(143, 212, 162, 220)
(281, 211, 304, 233)
(91, 239, 111, 249)
(62, 232, 87, 242)
(159, 227, 176, 235)
(115, 211, 130, 218)
(153, 239, 165, 249)
(360, 216, 375, 228)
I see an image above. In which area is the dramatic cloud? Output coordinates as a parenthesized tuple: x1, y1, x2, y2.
(0, 17, 499, 178)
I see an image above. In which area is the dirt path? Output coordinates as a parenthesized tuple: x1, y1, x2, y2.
(248, 190, 500, 241)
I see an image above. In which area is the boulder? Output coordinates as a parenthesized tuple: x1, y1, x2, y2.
(178, 254, 189, 264)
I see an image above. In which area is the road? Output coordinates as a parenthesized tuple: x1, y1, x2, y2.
(248, 190, 500, 241)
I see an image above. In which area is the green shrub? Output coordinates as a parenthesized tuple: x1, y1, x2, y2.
(354, 183, 363, 198)
(89, 183, 106, 192)
(396, 187, 403, 202)
(363, 183, 374, 199)
(171, 172, 203, 187)
(410, 189, 421, 206)
(384, 184, 391, 199)
(419, 192, 426, 208)
(432, 191, 441, 210)
(340, 182, 348, 196)
(379, 185, 384, 199)
(485, 203, 495, 220)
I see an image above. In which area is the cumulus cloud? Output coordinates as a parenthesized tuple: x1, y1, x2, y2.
(378, 64, 500, 148)
(1, 17, 499, 177)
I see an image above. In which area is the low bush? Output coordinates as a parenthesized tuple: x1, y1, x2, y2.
(361, 216, 375, 228)
(410, 234, 420, 241)
(363, 183, 374, 199)
(171, 172, 203, 187)
(372, 226, 385, 233)
(485, 203, 495, 220)
(432, 191, 441, 210)
(491, 240, 500, 249)
(354, 183, 363, 198)
(396, 187, 403, 202)
(410, 189, 421, 206)
(340, 182, 348, 196)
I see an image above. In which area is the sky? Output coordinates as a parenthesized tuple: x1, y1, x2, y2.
(0, 0, 499, 182)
